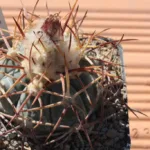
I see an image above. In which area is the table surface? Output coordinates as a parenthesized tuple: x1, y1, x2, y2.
(1, 0, 150, 149)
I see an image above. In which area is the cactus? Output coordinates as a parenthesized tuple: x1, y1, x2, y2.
(0, 0, 134, 149)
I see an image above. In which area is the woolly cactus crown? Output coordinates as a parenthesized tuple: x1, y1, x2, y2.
(6, 9, 85, 96)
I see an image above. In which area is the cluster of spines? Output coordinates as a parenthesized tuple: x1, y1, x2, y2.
(0, 0, 143, 149)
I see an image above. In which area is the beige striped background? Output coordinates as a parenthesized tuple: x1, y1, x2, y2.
(1, 0, 150, 149)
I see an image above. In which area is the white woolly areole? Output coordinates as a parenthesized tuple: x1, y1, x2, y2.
(7, 48, 20, 58)
(27, 79, 43, 95)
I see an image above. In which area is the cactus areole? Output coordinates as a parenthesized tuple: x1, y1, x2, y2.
(0, 1, 128, 148)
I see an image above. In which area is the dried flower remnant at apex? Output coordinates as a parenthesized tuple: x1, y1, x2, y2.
(41, 14, 63, 41)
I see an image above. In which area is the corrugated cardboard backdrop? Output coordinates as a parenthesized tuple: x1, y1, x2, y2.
(1, 0, 150, 149)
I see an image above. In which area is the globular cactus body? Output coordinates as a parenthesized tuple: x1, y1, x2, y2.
(0, 0, 125, 149)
